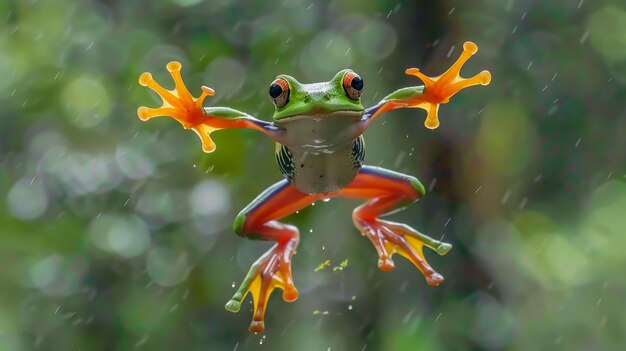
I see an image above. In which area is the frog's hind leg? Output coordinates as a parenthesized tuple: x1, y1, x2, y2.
(226, 179, 320, 333)
(338, 166, 452, 286)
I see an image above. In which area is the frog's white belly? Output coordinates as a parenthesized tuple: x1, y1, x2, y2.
(274, 112, 365, 194)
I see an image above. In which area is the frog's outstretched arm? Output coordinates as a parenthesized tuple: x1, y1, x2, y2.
(359, 42, 491, 131)
(137, 61, 284, 153)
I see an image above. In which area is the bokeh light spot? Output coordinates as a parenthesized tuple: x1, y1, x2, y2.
(474, 100, 537, 177)
(0, 49, 15, 91)
(581, 180, 626, 258)
(29, 255, 61, 289)
(204, 57, 247, 101)
(89, 214, 151, 257)
(172, 0, 204, 7)
(299, 31, 353, 80)
(354, 19, 398, 61)
(189, 179, 231, 217)
(28, 255, 88, 297)
(28, 130, 67, 158)
(115, 145, 155, 180)
(7, 179, 48, 220)
(470, 293, 514, 350)
(588, 6, 626, 64)
(61, 77, 112, 128)
(146, 247, 190, 287)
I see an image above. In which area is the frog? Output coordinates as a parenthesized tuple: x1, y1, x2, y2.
(137, 41, 491, 333)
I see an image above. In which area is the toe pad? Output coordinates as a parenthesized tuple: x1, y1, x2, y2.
(426, 273, 445, 286)
(436, 243, 453, 256)
(249, 320, 265, 334)
(282, 287, 299, 302)
(225, 299, 241, 313)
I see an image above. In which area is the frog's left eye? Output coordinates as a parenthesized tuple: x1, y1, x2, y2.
(343, 71, 363, 100)
(269, 78, 290, 108)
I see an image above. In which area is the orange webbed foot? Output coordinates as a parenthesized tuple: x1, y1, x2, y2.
(405, 41, 491, 129)
(225, 239, 299, 333)
(355, 218, 452, 286)
(137, 62, 220, 152)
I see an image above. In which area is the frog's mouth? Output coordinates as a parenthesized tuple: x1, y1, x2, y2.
(275, 110, 363, 124)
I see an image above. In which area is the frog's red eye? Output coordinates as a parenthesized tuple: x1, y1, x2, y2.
(269, 78, 290, 108)
(343, 71, 363, 100)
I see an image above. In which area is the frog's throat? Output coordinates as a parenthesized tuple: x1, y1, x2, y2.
(273, 110, 363, 124)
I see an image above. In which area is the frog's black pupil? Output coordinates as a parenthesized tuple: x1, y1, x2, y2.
(351, 76, 363, 91)
(269, 84, 283, 98)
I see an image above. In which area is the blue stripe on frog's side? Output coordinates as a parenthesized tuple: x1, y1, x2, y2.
(361, 101, 385, 123)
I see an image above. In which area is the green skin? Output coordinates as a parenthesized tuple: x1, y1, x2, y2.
(272, 69, 364, 120)
(220, 71, 438, 313)
(213, 69, 427, 239)
(139, 46, 490, 332)
(205, 69, 423, 195)
(224, 72, 446, 315)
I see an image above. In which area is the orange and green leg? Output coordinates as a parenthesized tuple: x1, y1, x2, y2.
(226, 168, 451, 332)
(226, 180, 321, 333)
(339, 166, 452, 285)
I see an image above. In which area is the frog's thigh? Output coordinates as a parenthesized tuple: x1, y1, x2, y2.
(338, 165, 425, 201)
(233, 179, 321, 237)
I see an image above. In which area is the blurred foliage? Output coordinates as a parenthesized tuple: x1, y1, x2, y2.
(1, 0, 625, 350)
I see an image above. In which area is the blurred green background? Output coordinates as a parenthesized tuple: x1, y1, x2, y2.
(1, 0, 625, 350)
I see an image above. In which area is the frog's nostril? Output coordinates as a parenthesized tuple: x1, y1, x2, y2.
(324, 93, 331, 100)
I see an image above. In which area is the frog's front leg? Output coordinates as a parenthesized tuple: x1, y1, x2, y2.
(360, 41, 491, 131)
(338, 166, 451, 285)
(137, 61, 284, 153)
(226, 180, 322, 333)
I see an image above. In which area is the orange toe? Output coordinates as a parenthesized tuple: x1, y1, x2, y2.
(404, 41, 491, 129)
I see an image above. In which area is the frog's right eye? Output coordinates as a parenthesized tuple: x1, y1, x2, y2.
(269, 78, 290, 108)
(343, 71, 363, 101)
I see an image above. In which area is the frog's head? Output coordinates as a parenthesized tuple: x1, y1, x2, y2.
(269, 69, 365, 122)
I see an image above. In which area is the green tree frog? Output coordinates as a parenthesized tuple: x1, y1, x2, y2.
(137, 41, 491, 333)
